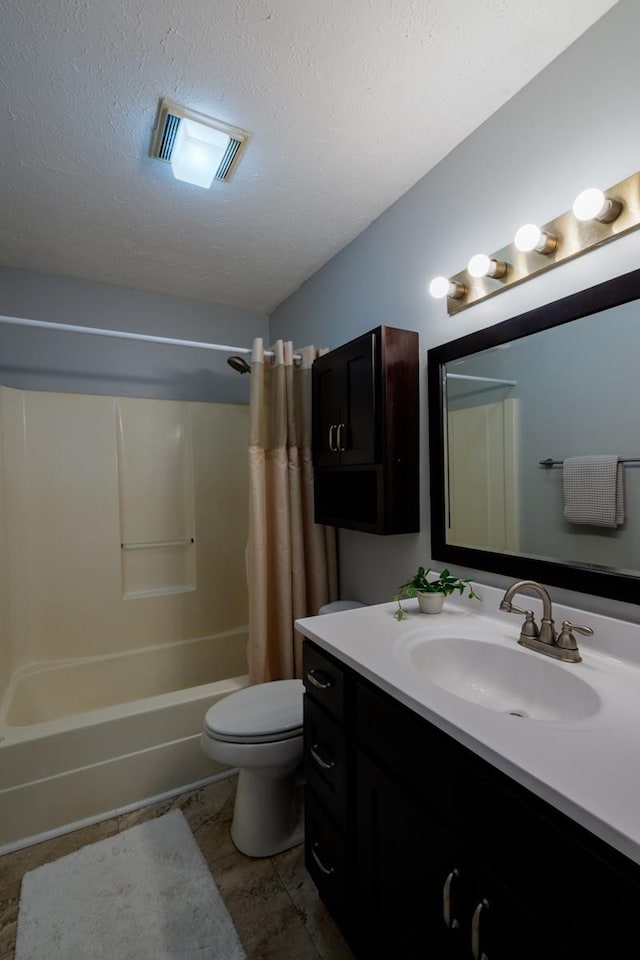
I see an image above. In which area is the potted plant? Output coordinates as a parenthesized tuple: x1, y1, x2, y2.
(394, 567, 479, 620)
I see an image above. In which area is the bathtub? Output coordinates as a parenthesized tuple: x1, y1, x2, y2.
(0, 628, 249, 850)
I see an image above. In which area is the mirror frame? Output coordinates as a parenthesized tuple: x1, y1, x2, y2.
(428, 266, 640, 605)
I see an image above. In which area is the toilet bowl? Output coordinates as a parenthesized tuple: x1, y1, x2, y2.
(201, 600, 364, 857)
(202, 679, 304, 857)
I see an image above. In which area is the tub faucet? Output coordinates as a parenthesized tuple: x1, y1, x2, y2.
(499, 580, 592, 664)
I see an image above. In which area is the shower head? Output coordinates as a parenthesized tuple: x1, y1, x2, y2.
(227, 355, 251, 375)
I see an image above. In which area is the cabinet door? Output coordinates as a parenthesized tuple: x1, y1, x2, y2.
(339, 333, 377, 465)
(312, 355, 342, 466)
(466, 864, 580, 960)
(355, 751, 466, 960)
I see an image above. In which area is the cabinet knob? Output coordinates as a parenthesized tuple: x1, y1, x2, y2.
(310, 743, 335, 771)
(306, 668, 333, 690)
(442, 868, 461, 931)
(471, 898, 490, 960)
(311, 841, 335, 876)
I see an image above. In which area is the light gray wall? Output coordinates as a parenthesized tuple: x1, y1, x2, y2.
(0, 268, 269, 404)
(270, 0, 640, 623)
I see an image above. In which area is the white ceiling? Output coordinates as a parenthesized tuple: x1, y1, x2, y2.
(1, 0, 617, 314)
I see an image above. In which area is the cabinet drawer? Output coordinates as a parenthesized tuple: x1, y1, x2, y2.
(305, 790, 348, 924)
(304, 694, 348, 825)
(303, 641, 345, 722)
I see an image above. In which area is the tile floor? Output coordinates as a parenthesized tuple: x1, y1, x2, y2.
(0, 776, 354, 960)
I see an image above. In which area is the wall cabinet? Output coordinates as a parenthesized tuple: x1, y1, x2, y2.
(312, 325, 419, 534)
(303, 639, 640, 959)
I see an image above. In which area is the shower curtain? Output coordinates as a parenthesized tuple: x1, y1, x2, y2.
(247, 339, 338, 683)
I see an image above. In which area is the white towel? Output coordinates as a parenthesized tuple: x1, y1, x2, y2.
(563, 455, 624, 527)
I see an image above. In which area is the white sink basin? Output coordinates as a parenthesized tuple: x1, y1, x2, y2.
(407, 636, 601, 721)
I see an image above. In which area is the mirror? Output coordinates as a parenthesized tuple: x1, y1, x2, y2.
(428, 267, 640, 604)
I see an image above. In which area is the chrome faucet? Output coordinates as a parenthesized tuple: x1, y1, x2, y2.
(499, 580, 593, 663)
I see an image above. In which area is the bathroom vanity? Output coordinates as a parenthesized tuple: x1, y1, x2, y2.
(298, 592, 640, 959)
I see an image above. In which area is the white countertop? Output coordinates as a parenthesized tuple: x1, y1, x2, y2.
(296, 583, 640, 867)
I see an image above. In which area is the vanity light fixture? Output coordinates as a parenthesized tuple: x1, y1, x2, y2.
(467, 254, 509, 280)
(151, 99, 251, 187)
(435, 168, 640, 316)
(572, 187, 622, 224)
(514, 223, 558, 255)
(429, 276, 466, 300)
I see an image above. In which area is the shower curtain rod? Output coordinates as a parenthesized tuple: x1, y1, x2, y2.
(0, 314, 303, 361)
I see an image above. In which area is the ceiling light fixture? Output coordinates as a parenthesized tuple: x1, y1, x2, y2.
(151, 99, 251, 187)
(170, 120, 230, 189)
(467, 254, 509, 280)
(429, 276, 466, 300)
(572, 187, 622, 224)
(514, 223, 557, 255)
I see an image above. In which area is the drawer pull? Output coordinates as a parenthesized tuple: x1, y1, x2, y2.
(311, 841, 335, 876)
(442, 868, 460, 931)
(310, 743, 335, 770)
(471, 898, 490, 960)
(306, 668, 333, 690)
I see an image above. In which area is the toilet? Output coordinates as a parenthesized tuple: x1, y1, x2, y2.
(201, 600, 364, 857)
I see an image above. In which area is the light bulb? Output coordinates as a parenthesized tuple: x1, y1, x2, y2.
(467, 254, 492, 278)
(572, 188, 606, 221)
(467, 254, 508, 280)
(429, 276, 466, 300)
(429, 276, 452, 299)
(514, 223, 557, 255)
(572, 187, 622, 224)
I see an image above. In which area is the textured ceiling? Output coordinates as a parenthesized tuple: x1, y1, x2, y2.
(0, 0, 617, 313)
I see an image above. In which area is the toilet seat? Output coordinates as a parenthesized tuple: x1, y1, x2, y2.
(204, 679, 303, 745)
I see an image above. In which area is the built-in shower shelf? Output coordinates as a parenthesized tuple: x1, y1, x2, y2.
(125, 584, 196, 600)
(120, 538, 196, 599)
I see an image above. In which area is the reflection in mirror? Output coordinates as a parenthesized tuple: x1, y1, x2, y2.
(445, 300, 640, 573)
(428, 268, 640, 604)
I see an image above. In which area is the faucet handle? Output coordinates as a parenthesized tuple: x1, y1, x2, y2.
(499, 601, 540, 639)
(499, 600, 530, 615)
(557, 620, 594, 652)
(519, 610, 540, 640)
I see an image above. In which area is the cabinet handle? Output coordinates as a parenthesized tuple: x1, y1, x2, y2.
(337, 422, 346, 451)
(442, 868, 460, 931)
(328, 424, 337, 452)
(306, 668, 333, 690)
(471, 898, 490, 960)
(310, 743, 335, 770)
(311, 841, 335, 876)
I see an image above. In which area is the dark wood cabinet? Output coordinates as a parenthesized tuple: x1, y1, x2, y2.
(312, 325, 419, 534)
(303, 639, 640, 960)
(314, 332, 377, 468)
(356, 750, 467, 959)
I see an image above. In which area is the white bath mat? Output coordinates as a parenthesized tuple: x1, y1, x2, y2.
(15, 809, 246, 960)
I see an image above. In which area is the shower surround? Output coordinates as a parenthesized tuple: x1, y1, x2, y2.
(0, 386, 250, 848)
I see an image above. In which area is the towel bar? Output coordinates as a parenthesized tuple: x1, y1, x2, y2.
(539, 457, 640, 467)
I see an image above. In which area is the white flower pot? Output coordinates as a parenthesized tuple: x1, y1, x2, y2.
(417, 592, 445, 614)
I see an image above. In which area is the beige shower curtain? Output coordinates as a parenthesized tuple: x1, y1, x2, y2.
(247, 339, 338, 683)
